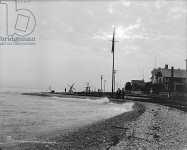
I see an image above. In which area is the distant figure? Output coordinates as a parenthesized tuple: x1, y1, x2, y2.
(116, 88, 121, 98)
(65, 88, 66, 93)
(51, 90, 55, 93)
(49, 85, 55, 93)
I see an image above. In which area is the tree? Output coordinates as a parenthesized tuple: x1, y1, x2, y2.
(125, 82, 132, 91)
(143, 82, 152, 94)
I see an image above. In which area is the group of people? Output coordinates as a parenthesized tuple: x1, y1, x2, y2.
(116, 88, 125, 99)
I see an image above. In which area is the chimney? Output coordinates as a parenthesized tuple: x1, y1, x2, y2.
(165, 64, 168, 69)
(185, 59, 187, 72)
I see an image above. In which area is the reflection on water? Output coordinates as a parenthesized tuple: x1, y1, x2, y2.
(0, 91, 134, 145)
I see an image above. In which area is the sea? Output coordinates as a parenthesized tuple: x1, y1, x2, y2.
(0, 88, 134, 146)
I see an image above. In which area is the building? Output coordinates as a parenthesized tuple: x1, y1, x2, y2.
(151, 64, 187, 92)
(130, 80, 145, 94)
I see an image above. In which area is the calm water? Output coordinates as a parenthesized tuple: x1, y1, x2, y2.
(0, 90, 134, 145)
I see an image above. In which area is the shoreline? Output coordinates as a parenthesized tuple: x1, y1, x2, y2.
(2, 102, 145, 150)
(22, 92, 107, 101)
(1, 93, 186, 150)
(22, 92, 187, 111)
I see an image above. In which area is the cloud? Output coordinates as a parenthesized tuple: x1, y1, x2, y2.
(107, 4, 114, 14)
(124, 18, 141, 31)
(87, 10, 94, 17)
(93, 18, 145, 41)
(121, 1, 131, 7)
(148, 33, 186, 41)
(168, 6, 187, 19)
(154, 0, 167, 9)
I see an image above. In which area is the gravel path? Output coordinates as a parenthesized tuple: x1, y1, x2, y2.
(110, 102, 187, 150)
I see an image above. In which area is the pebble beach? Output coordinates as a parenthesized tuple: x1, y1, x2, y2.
(16, 101, 187, 150)
(1, 94, 186, 150)
(111, 102, 187, 150)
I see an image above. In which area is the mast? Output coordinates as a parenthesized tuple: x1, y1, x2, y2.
(111, 28, 115, 94)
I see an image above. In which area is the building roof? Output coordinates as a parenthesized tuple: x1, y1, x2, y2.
(131, 80, 144, 83)
(152, 68, 187, 79)
(131, 80, 145, 85)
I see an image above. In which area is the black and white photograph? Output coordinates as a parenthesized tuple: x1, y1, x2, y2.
(0, 0, 187, 149)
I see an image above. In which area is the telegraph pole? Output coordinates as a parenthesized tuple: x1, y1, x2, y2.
(104, 80, 106, 92)
(101, 75, 103, 92)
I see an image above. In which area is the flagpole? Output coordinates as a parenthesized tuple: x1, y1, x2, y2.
(112, 28, 115, 95)
(112, 46, 114, 94)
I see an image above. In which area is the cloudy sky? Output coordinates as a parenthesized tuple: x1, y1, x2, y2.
(0, 0, 187, 91)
